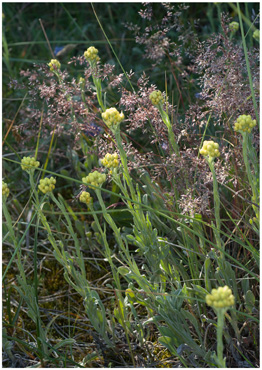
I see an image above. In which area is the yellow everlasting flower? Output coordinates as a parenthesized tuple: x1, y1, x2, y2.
(101, 153, 119, 169)
(199, 140, 220, 158)
(84, 46, 100, 63)
(48, 59, 61, 72)
(79, 191, 92, 205)
(21, 156, 40, 172)
(149, 90, 164, 106)
(206, 286, 235, 309)
(82, 171, 106, 188)
(229, 22, 239, 32)
(101, 108, 124, 129)
(2, 181, 10, 198)
(233, 114, 256, 133)
(38, 177, 56, 194)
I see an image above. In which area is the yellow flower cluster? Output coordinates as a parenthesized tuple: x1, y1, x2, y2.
(84, 46, 100, 63)
(82, 171, 106, 188)
(38, 177, 56, 194)
(149, 90, 164, 106)
(229, 21, 239, 32)
(199, 141, 220, 158)
(80, 191, 92, 205)
(206, 286, 235, 309)
(233, 115, 256, 133)
(2, 181, 9, 198)
(48, 59, 61, 72)
(101, 153, 119, 168)
(21, 156, 40, 172)
(253, 29, 260, 42)
(101, 108, 124, 129)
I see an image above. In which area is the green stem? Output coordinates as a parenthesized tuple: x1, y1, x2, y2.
(216, 309, 227, 368)
(93, 76, 106, 112)
(242, 133, 257, 199)
(158, 105, 179, 155)
(114, 127, 136, 201)
(208, 158, 224, 257)
(237, 3, 259, 128)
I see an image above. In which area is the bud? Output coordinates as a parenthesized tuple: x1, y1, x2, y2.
(206, 286, 235, 309)
(38, 177, 56, 194)
(48, 59, 61, 72)
(233, 114, 256, 134)
(199, 140, 220, 158)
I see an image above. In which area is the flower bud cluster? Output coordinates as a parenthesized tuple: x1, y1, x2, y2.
(253, 29, 260, 42)
(199, 141, 220, 158)
(101, 153, 119, 169)
(101, 108, 124, 129)
(48, 59, 61, 72)
(84, 46, 100, 63)
(38, 177, 56, 194)
(82, 171, 106, 188)
(149, 90, 164, 106)
(206, 286, 235, 309)
(229, 21, 239, 32)
(2, 181, 9, 198)
(21, 156, 40, 172)
(233, 115, 256, 133)
(80, 191, 92, 205)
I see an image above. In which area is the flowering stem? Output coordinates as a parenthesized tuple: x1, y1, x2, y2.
(207, 158, 224, 257)
(114, 127, 137, 201)
(158, 105, 179, 155)
(242, 133, 258, 202)
(92, 76, 106, 112)
(215, 308, 227, 368)
(237, 2, 259, 128)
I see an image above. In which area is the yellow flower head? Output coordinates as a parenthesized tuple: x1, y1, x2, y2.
(229, 21, 239, 32)
(48, 59, 61, 72)
(21, 156, 40, 172)
(199, 140, 220, 158)
(101, 108, 124, 130)
(101, 153, 119, 169)
(206, 286, 235, 309)
(253, 29, 260, 42)
(82, 171, 106, 188)
(79, 191, 92, 206)
(38, 177, 56, 194)
(233, 114, 256, 134)
(2, 181, 10, 198)
(149, 90, 164, 106)
(84, 46, 100, 64)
